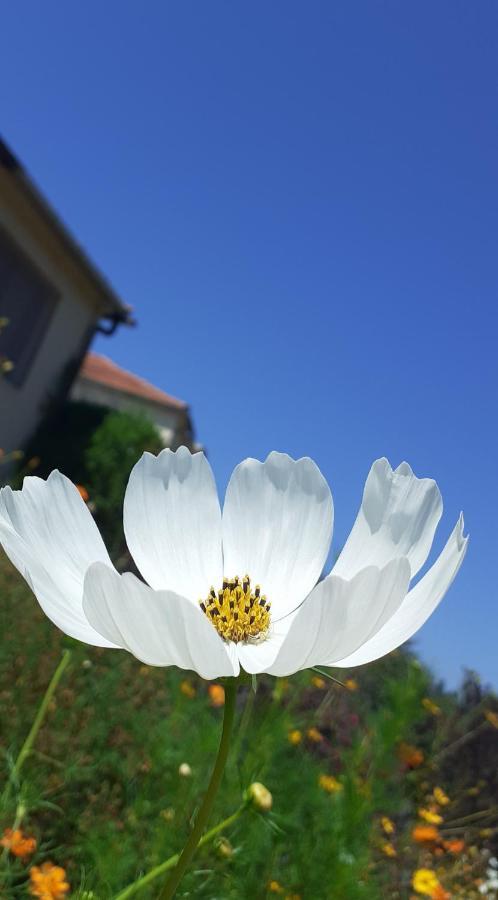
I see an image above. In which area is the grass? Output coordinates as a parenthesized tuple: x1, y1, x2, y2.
(0, 553, 497, 899)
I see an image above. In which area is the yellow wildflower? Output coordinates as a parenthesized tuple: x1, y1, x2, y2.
(311, 676, 326, 689)
(418, 808, 443, 825)
(412, 868, 440, 896)
(318, 774, 342, 793)
(381, 816, 395, 834)
(433, 787, 450, 806)
(1, 828, 37, 858)
(268, 880, 284, 893)
(180, 679, 196, 698)
(485, 710, 498, 729)
(29, 862, 70, 900)
(306, 727, 324, 743)
(422, 698, 441, 716)
(412, 825, 440, 843)
(344, 678, 358, 691)
(288, 729, 303, 746)
(381, 841, 396, 857)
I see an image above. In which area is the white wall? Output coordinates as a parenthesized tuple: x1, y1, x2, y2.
(70, 378, 183, 447)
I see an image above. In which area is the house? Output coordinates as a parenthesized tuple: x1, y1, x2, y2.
(0, 136, 133, 457)
(71, 352, 196, 449)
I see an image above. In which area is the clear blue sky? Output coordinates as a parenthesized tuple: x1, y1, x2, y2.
(2, 2, 497, 689)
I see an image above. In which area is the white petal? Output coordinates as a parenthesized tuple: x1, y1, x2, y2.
(333, 515, 468, 667)
(333, 458, 442, 579)
(83, 562, 239, 678)
(123, 447, 223, 602)
(239, 558, 411, 675)
(222, 452, 333, 620)
(0, 473, 117, 646)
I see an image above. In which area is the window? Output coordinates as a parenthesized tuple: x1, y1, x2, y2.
(0, 229, 58, 386)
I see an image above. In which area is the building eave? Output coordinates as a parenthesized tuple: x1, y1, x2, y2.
(0, 136, 134, 326)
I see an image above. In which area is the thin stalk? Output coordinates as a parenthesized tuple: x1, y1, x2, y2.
(157, 678, 238, 900)
(115, 805, 245, 900)
(1, 649, 71, 805)
(235, 686, 255, 767)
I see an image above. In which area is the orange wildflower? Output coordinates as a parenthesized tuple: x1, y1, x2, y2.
(29, 862, 70, 900)
(398, 742, 424, 768)
(306, 727, 324, 743)
(412, 825, 440, 843)
(208, 684, 225, 707)
(431, 886, 450, 900)
(344, 678, 358, 691)
(443, 838, 465, 854)
(418, 808, 443, 825)
(318, 774, 342, 793)
(180, 679, 196, 698)
(76, 484, 89, 502)
(1, 827, 37, 858)
(288, 729, 302, 746)
(311, 675, 326, 689)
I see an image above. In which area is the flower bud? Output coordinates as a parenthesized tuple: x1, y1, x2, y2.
(246, 781, 273, 813)
(178, 762, 192, 777)
(216, 836, 234, 858)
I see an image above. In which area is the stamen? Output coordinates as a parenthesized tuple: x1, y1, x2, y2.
(199, 575, 271, 644)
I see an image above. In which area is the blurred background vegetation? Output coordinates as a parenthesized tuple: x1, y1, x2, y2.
(0, 413, 497, 899)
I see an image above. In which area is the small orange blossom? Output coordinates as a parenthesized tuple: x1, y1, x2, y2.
(29, 862, 70, 900)
(1, 828, 37, 858)
(208, 684, 225, 707)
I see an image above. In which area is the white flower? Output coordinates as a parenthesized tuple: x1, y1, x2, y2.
(0, 449, 467, 680)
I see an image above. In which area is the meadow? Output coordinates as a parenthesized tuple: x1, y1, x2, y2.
(1, 550, 497, 899)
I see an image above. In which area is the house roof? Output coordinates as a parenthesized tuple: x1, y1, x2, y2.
(79, 352, 187, 410)
(0, 136, 133, 327)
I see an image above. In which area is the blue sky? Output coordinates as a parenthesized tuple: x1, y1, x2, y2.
(1, 2, 497, 688)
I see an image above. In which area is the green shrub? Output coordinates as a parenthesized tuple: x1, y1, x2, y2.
(85, 409, 163, 556)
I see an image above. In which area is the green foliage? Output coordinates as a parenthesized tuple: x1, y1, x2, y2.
(85, 411, 162, 555)
(0, 554, 497, 899)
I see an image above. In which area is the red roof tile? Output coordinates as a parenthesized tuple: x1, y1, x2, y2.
(79, 352, 187, 410)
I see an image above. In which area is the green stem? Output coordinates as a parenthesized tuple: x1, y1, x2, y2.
(157, 678, 238, 900)
(115, 804, 246, 900)
(1, 649, 71, 806)
(235, 686, 255, 768)
(12, 649, 71, 781)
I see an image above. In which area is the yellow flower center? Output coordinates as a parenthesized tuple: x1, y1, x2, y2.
(200, 575, 270, 643)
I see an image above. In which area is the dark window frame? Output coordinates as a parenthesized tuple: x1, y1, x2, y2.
(0, 226, 59, 387)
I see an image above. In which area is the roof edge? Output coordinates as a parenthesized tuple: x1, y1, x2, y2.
(0, 136, 134, 325)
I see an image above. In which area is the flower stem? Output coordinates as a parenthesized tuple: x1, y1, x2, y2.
(157, 678, 238, 900)
(115, 804, 246, 900)
(1, 649, 71, 807)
